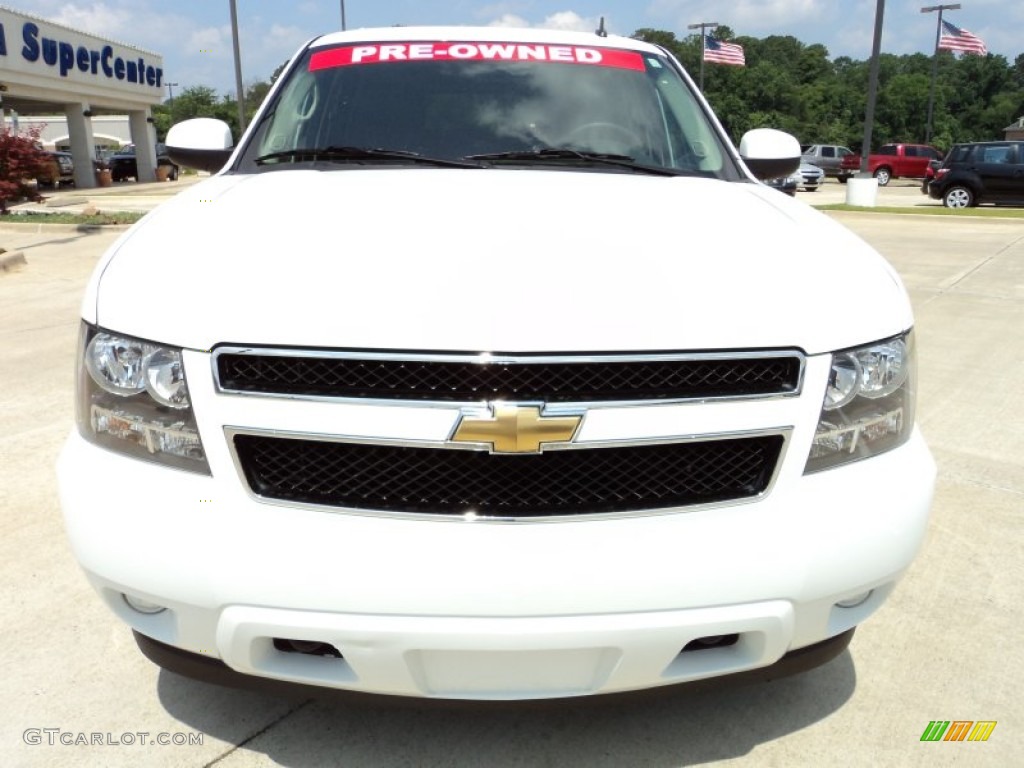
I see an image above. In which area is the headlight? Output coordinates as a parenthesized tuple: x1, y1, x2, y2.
(76, 324, 209, 473)
(143, 348, 190, 408)
(805, 331, 916, 473)
(84, 334, 153, 395)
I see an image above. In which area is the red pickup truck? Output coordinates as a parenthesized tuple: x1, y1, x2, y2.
(838, 143, 943, 186)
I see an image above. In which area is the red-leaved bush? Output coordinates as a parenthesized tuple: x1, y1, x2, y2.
(0, 126, 50, 213)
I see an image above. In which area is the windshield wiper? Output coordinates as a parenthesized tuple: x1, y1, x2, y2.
(255, 146, 482, 168)
(464, 148, 684, 177)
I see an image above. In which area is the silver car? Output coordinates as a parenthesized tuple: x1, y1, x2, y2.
(796, 162, 825, 191)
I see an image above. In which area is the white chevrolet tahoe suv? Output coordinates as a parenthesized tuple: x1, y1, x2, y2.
(58, 26, 935, 701)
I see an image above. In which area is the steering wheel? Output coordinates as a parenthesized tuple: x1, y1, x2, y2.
(562, 122, 642, 151)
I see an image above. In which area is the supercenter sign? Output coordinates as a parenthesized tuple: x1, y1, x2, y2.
(0, 8, 163, 99)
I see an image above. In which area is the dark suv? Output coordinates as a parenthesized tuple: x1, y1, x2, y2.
(109, 143, 180, 182)
(37, 151, 75, 189)
(928, 141, 1024, 208)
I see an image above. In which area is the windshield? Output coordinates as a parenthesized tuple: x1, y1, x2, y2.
(239, 39, 736, 177)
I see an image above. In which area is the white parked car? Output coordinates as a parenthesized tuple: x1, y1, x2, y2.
(797, 162, 825, 191)
(58, 26, 935, 701)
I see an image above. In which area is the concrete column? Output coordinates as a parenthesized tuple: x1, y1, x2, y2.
(129, 110, 158, 182)
(65, 103, 98, 189)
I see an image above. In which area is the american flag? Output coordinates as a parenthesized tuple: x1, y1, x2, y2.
(703, 35, 746, 66)
(938, 20, 988, 56)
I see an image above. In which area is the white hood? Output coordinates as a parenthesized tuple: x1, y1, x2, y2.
(91, 169, 912, 355)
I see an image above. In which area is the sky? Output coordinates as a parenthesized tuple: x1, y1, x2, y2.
(12, 1, 1022, 99)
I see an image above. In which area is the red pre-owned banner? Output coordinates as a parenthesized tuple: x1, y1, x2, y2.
(310, 42, 646, 72)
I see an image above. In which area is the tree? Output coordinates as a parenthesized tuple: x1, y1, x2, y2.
(244, 80, 273, 123)
(0, 127, 50, 213)
(270, 59, 290, 85)
(151, 102, 171, 142)
(631, 26, 1024, 151)
(165, 85, 243, 140)
(169, 85, 225, 120)
(631, 28, 682, 54)
(161, 29, 1024, 155)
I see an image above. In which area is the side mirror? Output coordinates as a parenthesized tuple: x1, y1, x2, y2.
(739, 128, 800, 180)
(166, 118, 234, 174)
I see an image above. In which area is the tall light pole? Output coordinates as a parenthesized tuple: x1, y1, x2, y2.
(341, 1, 347, 30)
(166, 81, 178, 121)
(922, 4, 960, 144)
(229, 0, 247, 133)
(859, 0, 886, 176)
(687, 21, 718, 92)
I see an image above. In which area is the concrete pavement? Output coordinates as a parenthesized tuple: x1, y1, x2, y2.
(798, 176, 937, 207)
(1, 205, 1021, 767)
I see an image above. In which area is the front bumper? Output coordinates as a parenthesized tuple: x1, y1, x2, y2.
(926, 181, 949, 201)
(58, 426, 934, 699)
(134, 626, 856, 702)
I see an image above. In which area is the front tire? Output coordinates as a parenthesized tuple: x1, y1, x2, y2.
(874, 167, 891, 186)
(943, 185, 974, 209)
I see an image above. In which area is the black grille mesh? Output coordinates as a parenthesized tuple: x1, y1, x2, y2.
(217, 353, 800, 402)
(233, 434, 783, 518)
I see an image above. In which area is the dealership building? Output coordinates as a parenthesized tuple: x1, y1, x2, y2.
(0, 6, 164, 186)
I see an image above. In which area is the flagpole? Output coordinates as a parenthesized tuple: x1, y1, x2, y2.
(687, 21, 718, 92)
(922, 4, 960, 144)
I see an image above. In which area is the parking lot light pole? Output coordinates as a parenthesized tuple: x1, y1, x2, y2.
(859, 0, 886, 176)
(341, 1, 347, 30)
(165, 82, 178, 122)
(229, 0, 247, 133)
(687, 21, 718, 92)
(922, 4, 961, 144)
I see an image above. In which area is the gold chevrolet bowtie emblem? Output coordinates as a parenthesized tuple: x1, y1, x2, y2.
(451, 405, 582, 454)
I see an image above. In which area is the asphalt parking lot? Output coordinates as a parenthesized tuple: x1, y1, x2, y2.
(1, 182, 1021, 767)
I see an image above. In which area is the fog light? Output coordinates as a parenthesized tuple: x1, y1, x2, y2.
(836, 590, 873, 608)
(123, 593, 167, 614)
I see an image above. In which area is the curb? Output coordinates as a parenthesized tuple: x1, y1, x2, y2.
(819, 208, 1024, 221)
(0, 223, 133, 235)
